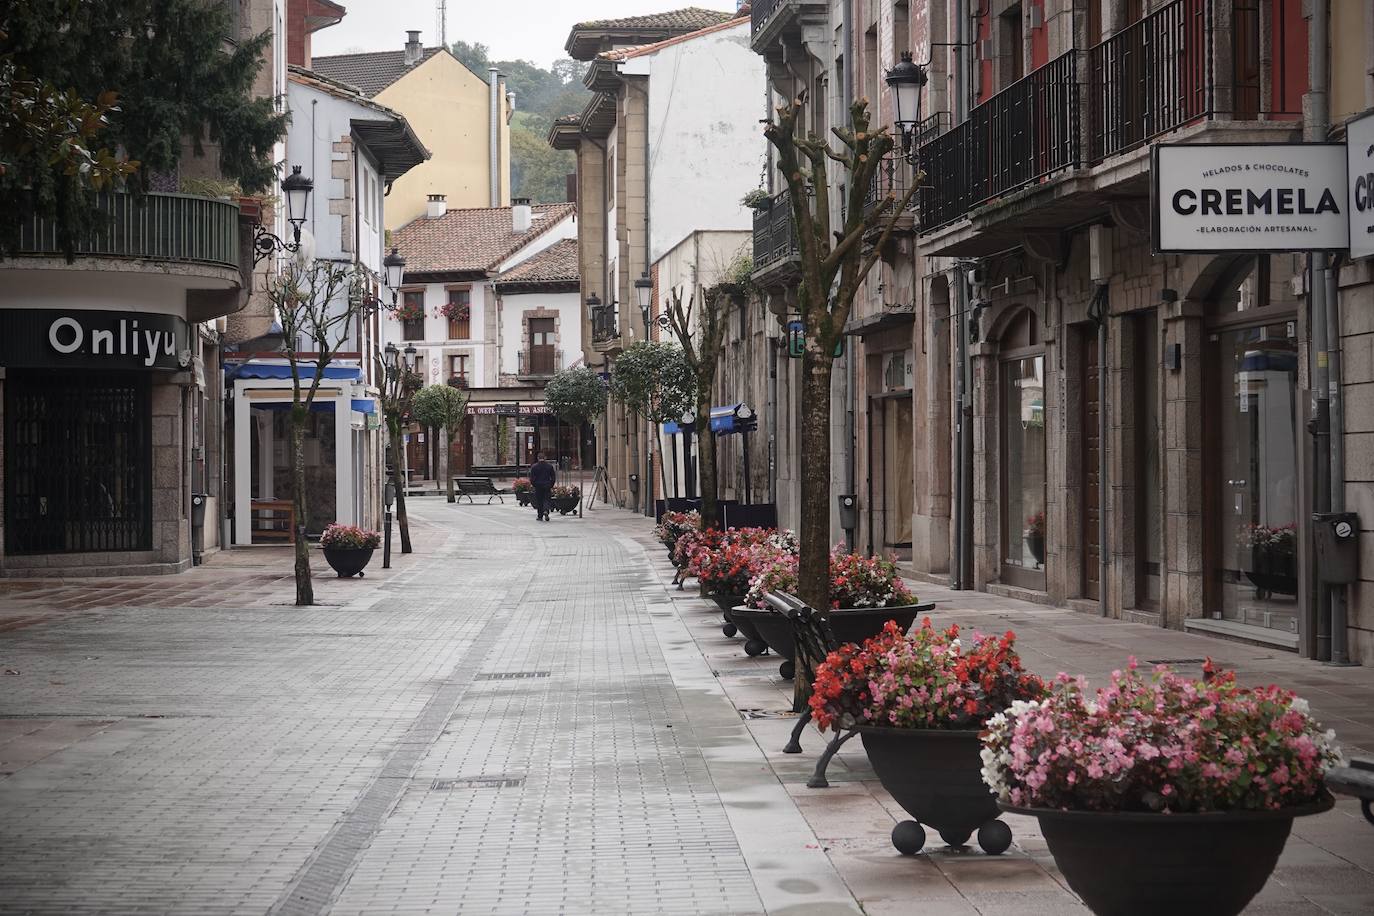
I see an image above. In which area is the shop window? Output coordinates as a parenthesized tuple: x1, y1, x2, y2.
(998, 310, 1047, 591)
(450, 354, 470, 387)
(4, 372, 152, 554)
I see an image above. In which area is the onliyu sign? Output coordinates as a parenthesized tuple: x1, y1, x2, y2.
(0, 309, 191, 371)
(1152, 143, 1349, 253)
(1349, 111, 1374, 262)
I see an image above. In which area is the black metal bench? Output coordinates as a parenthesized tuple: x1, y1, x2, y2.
(1326, 759, 1374, 827)
(454, 477, 505, 504)
(470, 464, 524, 478)
(759, 591, 859, 789)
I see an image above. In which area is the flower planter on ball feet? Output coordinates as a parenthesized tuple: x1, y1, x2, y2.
(322, 547, 375, 578)
(860, 727, 1012, 855)
(1000, 796, 1333, 916)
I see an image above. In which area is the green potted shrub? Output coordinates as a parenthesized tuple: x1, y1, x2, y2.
(982, 660, 1341, 915)
(319, 523, 381, 578)
(809, 620, 1042, 855)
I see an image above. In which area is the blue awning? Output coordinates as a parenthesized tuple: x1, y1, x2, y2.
(226, 362, 362, 381)
(351, 398, 376, 414)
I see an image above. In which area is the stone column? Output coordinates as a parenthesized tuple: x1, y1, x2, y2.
(1161, 298, 1205, 628)
(970, 342, 999, 589)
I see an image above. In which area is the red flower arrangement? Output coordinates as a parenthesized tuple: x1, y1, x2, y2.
(654, 510, 700, 549)
(809, 618, 1043, 733)
(746, 548, 915, 610)
(440, 300, 470, 322)
(676, 527, 798, 593)
(392, 299, 424, 323)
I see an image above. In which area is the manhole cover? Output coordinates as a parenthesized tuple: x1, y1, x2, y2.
(476, 671, 550, 680)
(738, 708, 800, 720)
(431, 776, 525, 790)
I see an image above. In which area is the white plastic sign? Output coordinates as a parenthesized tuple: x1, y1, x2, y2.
(1349, 111, 1374, 261)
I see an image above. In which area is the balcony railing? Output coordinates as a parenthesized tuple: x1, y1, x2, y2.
(14, 192, 242, 271)
(919, 51, 1079, 232)
(751, 0, 780, 34)
(591, 306, 618, 343)
(752, 189, 800, 273)
(1089, 0, 1208, 161)
(518, 349, 562, 377)
(447, 374, 469, 389)
(918, 0, 1303, 234)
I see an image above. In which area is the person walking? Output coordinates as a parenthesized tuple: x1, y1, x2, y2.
(530, 451, 556, 522)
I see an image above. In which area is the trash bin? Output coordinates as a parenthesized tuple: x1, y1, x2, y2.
(191, 493, 208, 565)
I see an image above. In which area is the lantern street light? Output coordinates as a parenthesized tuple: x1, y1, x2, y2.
(885, 51, 929, 159)
(383, 247, 407, 305)
(634, 272, 653, 320)
(585, 291, 602, 317)
(403, 343, 417, 372)
(253, 165, 315, 265)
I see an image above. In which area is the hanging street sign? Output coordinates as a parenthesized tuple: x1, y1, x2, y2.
(1349, 111, 1374, 261)
(1152, 143, 1349, 253)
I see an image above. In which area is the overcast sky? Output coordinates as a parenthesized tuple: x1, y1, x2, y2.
(312, 1, 741, 68)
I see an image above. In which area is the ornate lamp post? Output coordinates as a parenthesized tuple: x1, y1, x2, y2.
(384, 247, 407, 305)
(885, 51, 928, 160)
(253, 165, 315, 264)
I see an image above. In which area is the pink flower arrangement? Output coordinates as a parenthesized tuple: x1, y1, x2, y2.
(654, 510, 700, 549)
(320, 524, 381, 550)
(745, 548, 914, 610)
(511, 477, 532, 494)
(809, 619, 1043, 733)
(391, 299, 423, 323)
(686, 527, 797, 596)
(440, 300, 471, 322)
(980, 659, 1342, 813)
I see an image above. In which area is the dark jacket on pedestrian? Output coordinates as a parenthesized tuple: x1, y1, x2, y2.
(530, 460, 556, 489)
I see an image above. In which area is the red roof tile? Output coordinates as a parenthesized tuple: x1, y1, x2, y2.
(391, 204, 576, 276)
(494, 239, 580, 289)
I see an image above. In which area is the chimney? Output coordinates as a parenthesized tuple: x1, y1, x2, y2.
(489, 67, 501, 206)
(512, 198, 532, 233)
(404, 30, 422, 66)
(427, 194, 447, 218)
(565, 173, 577, 205)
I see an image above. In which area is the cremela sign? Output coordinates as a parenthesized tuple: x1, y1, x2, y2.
(1152, 143, 1349, 253)
(1349, 111, 1374, 262)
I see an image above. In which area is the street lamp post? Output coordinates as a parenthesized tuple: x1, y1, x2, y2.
(885, 51, 928, 161)
(680, 407, 696, 500)
(383, 478, 395, 569)
(253, 165, 315, 264)
(634, 273, 654, 517)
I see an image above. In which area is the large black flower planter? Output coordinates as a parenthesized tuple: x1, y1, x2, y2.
(1000, 795, 1333, 916)
(861, 727, 1011, 855)
(551, 495, 580, 516)
(709, 593, 747, 638)
(322, 547, 374, 578)
(729, 604, 926, 679)
(515, 491, 532, 507)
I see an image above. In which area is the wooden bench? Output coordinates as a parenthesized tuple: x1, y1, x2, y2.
(250, 499, 295, 544)
(453, 477, 505, 504)
(469, 464, 524, 479)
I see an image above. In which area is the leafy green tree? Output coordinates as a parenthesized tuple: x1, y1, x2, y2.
(545, 366, 608, 427)
(611, 342, 695, 502)
(412, 384, 470, 504)
(1, 0, 287, 255)
(511, 126, 574, 204)
(450, 40, 491, 74)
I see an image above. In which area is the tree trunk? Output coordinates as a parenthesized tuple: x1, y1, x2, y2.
(290, 405, 313, 606)
(445, 426, 455, 503)
(697, 390, 720, 530)
(389, 415, 413, 553)
(797, 343, 834, 610)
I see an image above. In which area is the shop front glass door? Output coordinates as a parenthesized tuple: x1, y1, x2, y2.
(1001, 354, 1047, 589)
(1212, 321, 1299, 633)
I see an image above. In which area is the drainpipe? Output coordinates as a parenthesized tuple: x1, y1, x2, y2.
(841, 0, 857, 551)
(489, 67, 500, 207)
(1306, 0, 1331, 661)
(1327, 258, 1352, 664)
(1096, 284, 1110, 618)
(952, 0, 973, 589)
(644, 80, 654, 519)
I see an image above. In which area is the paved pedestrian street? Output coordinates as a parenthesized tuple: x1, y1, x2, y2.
(3, 502, 1373, 915)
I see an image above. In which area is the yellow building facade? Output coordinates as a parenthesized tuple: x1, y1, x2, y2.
(313, 34, 511, 229)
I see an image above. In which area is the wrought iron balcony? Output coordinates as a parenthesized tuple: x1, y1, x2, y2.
(751, 189, 800, 279)
(918, 51, 1080, 232)
(14, 192, 242, 272)
(518, 349, 562, 377)
(590, 306, 618, 343)
(446, 374, 469, 389)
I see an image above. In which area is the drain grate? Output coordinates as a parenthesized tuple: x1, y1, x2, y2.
(475, 671, 550, 681)
(431, 775, 525, 790)
(738, 708, 800, 720)
(1145, 658, 1208, 665)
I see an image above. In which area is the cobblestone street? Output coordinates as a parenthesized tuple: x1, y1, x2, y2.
(3, 501, 1373, 915)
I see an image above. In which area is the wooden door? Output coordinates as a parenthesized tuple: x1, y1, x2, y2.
(530, 318, 556, 375)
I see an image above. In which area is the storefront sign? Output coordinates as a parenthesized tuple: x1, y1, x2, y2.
(466, 403, 550, 416)
(0, 309, 190, 371)
(1152, 143, 1349, 253)
(1349, 111, 1374, 261)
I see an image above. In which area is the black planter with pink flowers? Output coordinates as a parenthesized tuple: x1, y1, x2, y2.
(999, 796, 1333, 916)
(730, 604, 927, 679)
(860, 727, 1012, 855)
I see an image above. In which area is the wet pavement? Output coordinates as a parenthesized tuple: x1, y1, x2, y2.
(1, 500, 1372, 914)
